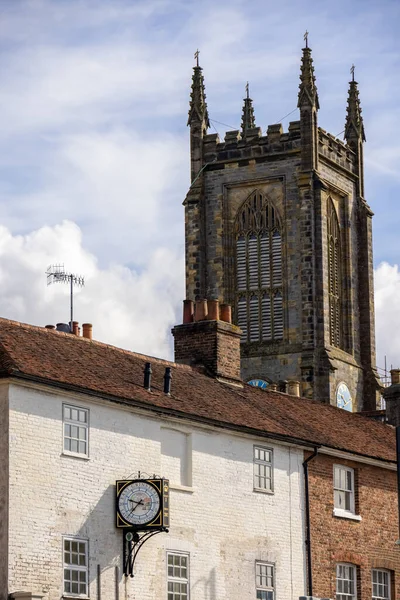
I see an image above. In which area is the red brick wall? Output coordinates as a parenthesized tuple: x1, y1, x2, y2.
(172, 320, 242, 381)
(308, 452, 400, 599)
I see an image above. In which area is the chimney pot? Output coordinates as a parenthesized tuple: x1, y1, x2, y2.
(391, 369, 400, 385)
(72, 321, 79, 336)
(56, 323, 71, 333)
(45, 325, 55, 330)
(269, 383, 278, 391)
(183, 300, 194, 324)
(278, 380, 288, 393)
(207, 299, 219, 321)
(287, 380, 301, 397)
(82, 323, 93, 340)
(220, 304, 232, 324)
(194, 299, 208, 321)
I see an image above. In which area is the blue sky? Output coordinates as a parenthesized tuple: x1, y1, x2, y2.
(0, 0, 399, 373)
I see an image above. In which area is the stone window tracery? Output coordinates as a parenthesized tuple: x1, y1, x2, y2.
(327, 198, 342, 348)
(235, 190, 283, 343)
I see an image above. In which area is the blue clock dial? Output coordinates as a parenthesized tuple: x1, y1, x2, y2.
(248, 379, 269, 390)
(336, 383, 353, 412)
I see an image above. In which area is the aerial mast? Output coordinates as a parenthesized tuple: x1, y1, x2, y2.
(46, 264, 85, 332)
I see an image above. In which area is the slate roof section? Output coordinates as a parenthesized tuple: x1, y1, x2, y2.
(0, 317, 395, 463)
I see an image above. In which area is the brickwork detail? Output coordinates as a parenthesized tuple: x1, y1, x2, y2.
(308, 453, 400, 599)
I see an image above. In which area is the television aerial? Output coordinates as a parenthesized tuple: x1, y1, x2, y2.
(46, 264, 85, 332)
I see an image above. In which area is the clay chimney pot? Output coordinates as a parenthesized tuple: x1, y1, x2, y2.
(183, 300, 194, 324)
(287, 380, 301, 397)
(72, 321, 79, 336)
(45, 325, 55, 330)
(207, 299, 219, 321)
(82, 323, 93, 340)
(220, 304, 232, 324)
(391, 369, 400, 385)
(195, 299, 208, 321)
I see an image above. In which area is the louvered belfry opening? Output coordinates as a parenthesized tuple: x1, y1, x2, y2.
(327, 197, 342, 348)
(235, 190, 283, 343)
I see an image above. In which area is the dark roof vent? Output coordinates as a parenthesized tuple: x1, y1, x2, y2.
(144, 362, 152, 391)
(56, 323, 71, 333)
(163, 367, 172, 395)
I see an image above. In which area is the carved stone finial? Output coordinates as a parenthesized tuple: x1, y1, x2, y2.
(350, 64, 355, 81)
(304, 30, 309, 48)
(345, 75, 366, 143)
(297, 44, 319, 109)
(187, 58, 210, 128)
(241, 84, 256, 136)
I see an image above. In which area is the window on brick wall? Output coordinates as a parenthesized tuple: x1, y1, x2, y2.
(336, 564, 356, 600)
(334, 464, 355, 515)
(63, 404, 89, 457)
(63, 537, 88, 597)
(255, 562, 274, 600)
(372, 569, 391, 600)
(253, 446, 273, 492)
(167, 552, 189, 600)
(235, 190, 284, 344)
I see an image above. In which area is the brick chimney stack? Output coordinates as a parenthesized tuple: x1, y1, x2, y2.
(172, 299, 242, 384)
(383, 369, 400, 426)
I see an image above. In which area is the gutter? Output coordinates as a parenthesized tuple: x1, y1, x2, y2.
(303, 447, 319, 597)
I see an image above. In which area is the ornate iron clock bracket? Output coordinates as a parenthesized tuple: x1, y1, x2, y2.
(123, 528, 169, 577)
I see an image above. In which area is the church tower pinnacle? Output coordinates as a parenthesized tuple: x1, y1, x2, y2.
(344, 66, 365, 197)
(241, 82, 256, 136)
(297, 33, 319, 110)
(188, 51, 210, 183)
(298, 33, 319, 170)
(344, 66, 366, 143)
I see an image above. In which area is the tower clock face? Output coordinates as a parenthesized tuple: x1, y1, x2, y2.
(248, 379, 269, 390)
(336, 382, 353, 412)
(117, 480, 161, 527)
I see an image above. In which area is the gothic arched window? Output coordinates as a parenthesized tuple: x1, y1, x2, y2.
(235, 191, 284, 343)
(327, 198, 342, 347)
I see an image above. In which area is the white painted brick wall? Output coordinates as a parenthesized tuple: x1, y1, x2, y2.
(7, 381, 306, 600)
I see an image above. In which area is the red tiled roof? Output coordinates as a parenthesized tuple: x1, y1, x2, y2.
(0, 318, 395, 462)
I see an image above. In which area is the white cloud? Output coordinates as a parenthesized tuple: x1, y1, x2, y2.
(0, 221, 184, 358)
(374, 262, 400, 371)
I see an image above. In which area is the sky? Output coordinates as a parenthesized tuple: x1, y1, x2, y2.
(0, 0, 399, 374)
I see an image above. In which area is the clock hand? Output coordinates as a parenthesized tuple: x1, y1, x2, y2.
(128, 498, 144, 511)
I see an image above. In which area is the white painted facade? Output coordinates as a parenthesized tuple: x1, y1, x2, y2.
(1, 379, 307, 600)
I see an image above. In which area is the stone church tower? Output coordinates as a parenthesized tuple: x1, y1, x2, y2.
(183, 43, 381, 410)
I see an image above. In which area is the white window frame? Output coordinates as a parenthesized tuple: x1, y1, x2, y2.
(63, 536, 89, 598)
(63, 404, 89, 458)
(255, 561, 275, 600)
(167, 551, 189, 600)
(253, 446, 274, 493)
(336, 563, 357, 600)
(372, 569, 391, 600)
(333, 465, 360, 520)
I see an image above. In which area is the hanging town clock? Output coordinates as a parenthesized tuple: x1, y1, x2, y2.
(116, 478, 169, 577)
(116, 478, 169, 529)
(248, 379, 269, 390)
(336, 382, 353, 412)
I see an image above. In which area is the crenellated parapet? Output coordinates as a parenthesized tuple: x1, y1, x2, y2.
(318, 128, 356, 173)
(203, 121, 302, 165)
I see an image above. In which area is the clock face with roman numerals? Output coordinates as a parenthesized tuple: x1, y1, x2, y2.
(336, 382, 353, 412)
